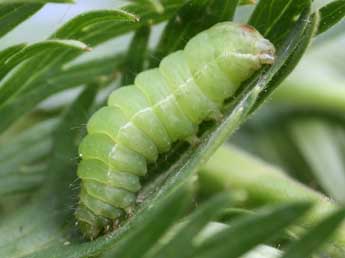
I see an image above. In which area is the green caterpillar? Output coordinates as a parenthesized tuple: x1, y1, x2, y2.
(75, 21, 275, 239)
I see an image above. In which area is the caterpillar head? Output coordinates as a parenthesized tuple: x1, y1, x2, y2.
(239, 23, 276, 65)
(200, 22, 276, 84)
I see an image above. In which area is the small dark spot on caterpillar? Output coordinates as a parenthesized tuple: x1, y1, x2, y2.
(19, 225, 23, 233)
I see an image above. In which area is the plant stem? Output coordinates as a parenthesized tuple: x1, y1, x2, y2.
(272, 80, 345, 113)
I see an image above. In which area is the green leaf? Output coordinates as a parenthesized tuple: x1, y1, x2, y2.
(0, 54, 123, 134)
(0, 1, 186, 133)
(24, 186, 192, 258)
(148, 193, 232, 258)
(0, 3, 42, 38)
(151, 0, 239, 67)
(0, 119, 57, 195)
(0, 168, 45, 196)
(0, 86, 97, 258)
(0, 40, 89, 79)
(0, 138, 50, 177)
(249, 0, 311, 45)
(74, 1, 184, 47)
(0, 9, 136, 102)
(0, 9, 136, 105)
(317, 0, 345, 35)
(192, 203, 311, 258)
(281, 209, 345, 258)
(0, 119, 57, 173)
(0, 43, 26, 64)
(121, 26, 151, 85)
(0, 40, 90, 104)
(101, 187, 192, 258)
(53, 9, 138, 39)
(290, 119, 345, 204)
(251, 7, 317, 110)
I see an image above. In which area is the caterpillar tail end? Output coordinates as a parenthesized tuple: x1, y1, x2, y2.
(78, 219, 101, 240)
(75, 204, 110, 240)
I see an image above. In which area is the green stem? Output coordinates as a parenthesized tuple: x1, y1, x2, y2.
(198, 144, 345, 255)
(272, 80, 345, 113)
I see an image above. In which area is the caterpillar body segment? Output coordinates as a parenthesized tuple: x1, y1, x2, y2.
(75, 22, 275, 239)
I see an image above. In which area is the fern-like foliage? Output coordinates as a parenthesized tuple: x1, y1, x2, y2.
(0, 1, 344, 258)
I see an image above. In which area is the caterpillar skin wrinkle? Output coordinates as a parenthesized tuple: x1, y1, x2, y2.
(75, 22, 275, 239)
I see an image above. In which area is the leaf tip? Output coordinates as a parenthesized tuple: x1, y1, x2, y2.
(119, 8, 141, 22)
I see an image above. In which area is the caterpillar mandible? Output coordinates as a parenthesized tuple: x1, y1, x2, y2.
(75, 21, 275, 239)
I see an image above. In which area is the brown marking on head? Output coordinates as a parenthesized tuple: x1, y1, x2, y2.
(240, 24, 256, 33)
(258, 52, 275, 64)
(240, 0, 256, 4)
